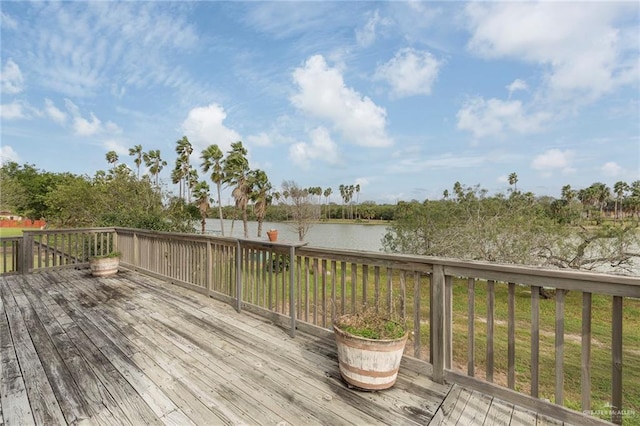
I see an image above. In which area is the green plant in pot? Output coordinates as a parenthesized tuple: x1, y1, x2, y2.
(333, 307, 409, 391)
(89, 251, 121, 277)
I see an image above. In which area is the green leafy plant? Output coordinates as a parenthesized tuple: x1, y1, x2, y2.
(90, 251, 121, 259)
(334, 307, 407, 340)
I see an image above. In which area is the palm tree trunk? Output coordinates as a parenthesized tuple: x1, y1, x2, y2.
(216, 183, 225, 236)
(242, 209, 249, 238)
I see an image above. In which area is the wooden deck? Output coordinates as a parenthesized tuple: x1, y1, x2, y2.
(0, 268, 571, 425)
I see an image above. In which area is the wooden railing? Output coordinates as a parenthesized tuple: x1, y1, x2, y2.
(4, 227, 639, 425)
(0, 228, 117, 274)
(0, 236, 21, 274)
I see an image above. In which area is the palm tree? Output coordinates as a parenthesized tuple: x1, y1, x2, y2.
(171, 160, 186, 200)
(249, 169, 272, 237)
(453, 181, 464, 200)
(201, 144, 226, 236)
(591, 182, 610, 218)
(355, 184, 361, 220)
(223, 141, 250, 237)
(105, 151, 119, 168)
(128, 144, 143, 179)
(346, 185, 355, 219)
(508, 172, 518, 193)
(143, 149, 167, 187)
(323, 187, 332, 219)
(613, 181, 629, 220)
(339, 184, 346, 219)
(630, 181, 640, 218)
(187, 168, 199, 202)
(193, 181, 211, 234)
(561, 184, 575, 203)
(175, 136, 193, 202)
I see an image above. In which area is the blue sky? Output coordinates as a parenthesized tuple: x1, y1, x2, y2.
(1, 1, 639, 204)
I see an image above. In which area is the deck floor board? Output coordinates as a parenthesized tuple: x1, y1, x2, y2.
(0, 268, 573, 425)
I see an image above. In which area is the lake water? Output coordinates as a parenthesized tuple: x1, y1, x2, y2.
(205, 219, 388, 252)
(205, 219, 639, 276)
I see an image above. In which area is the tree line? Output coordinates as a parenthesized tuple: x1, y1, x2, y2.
(2, 141, 639, 273)
(383, 177, 640, 276)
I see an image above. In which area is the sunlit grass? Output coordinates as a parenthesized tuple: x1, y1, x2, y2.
(0, 227, 26, 237)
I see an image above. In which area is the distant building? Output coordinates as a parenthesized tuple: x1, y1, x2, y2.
(0, 211, 23, 221)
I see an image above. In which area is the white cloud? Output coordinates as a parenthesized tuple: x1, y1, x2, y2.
(64, 99, 117, 136)
(291, 55, 391, 148)
(65, 99, 102, 136)
(1, 12, 18, 30)
(104, 139, 129, 156)
(0, 101, 28, 120)
(355, 10, 390, 48)
(506, 79, 528, 97)
(11, 2, 200, 97)
(44, 99, 67, 124)
(465, 2, 639, 101)
(74, 113, 102, 136)
(374, 48, 443, 97)
(531, 149, 575, 176)
(0, 146, 20, 164)
(1, 59, 24, 94)
(601, 161, 623, 177)
(289, 127, 341, 169)
(181, 103, 241, 153)
(456, 97, 550, 139)
(246, 132, 272, 147)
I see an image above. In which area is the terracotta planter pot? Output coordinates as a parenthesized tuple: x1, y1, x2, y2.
(333, 324, 408, 390)
(267, 230, 278, 242)
(89, 257, 120, 277)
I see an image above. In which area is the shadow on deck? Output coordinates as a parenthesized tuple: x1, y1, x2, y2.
(1, 268, 570, 425)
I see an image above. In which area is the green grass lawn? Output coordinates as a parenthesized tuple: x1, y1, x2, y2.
(0, 227, 26, 237)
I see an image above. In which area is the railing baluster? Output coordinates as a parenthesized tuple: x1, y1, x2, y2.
(362, 264, 368, 305)
(331, 260, 337, 324)
(531, 285, 540, 398)
(508, 282, 516, 389)
(296, 256, 302, 319)
(555, 289, 565, 405)
(313, 258, 318, 324)
(351, 263, 357, 313)
(386, 267, 392, 313)
(414, 271, 421, 358)
(400, 271, 406, 320)
(374, 266, 380, 311)
(445, 275, 452, 370)
(322, 258, 327, 328)
(612, 295, 623, 425)
(305, 257, 311, 321)
(468, 278, 475, 377)
(581, 292, 592, 412)
(341, 261, 346, 315)
(486, 279, 494, 383)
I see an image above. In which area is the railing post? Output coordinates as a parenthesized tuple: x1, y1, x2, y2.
(20, 232, 34, 274)
(431, 264, 446, 384)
